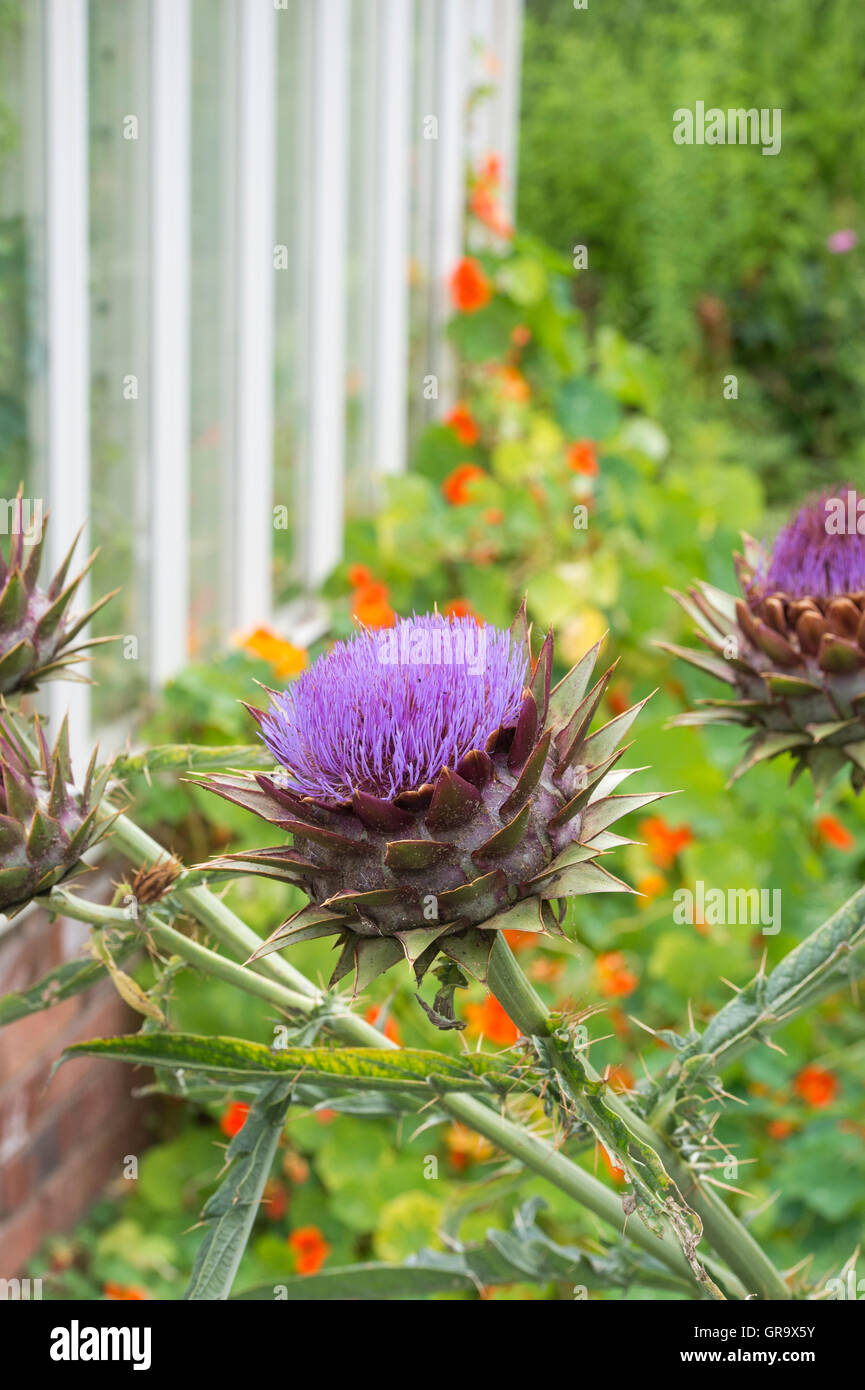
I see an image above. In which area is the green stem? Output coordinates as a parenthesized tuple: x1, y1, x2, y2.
(437, 1091, 736, 1297)
(646, 885, 865, 1134)
(74, 818, 719, 1294)
(110, 814, 319, 1001)
(488, 934, 791, 1301)
(42, 887, 314, 1016)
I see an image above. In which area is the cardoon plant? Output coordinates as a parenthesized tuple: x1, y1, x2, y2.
(0, 708, 116, 915)
(200, 608, 661, 1018)
(4, 485, 865, 1305)
(666, 487, 865, 792)
(0, 487, 116, 696)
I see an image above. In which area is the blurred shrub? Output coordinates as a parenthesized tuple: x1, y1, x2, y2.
(519, 0, 865, 501)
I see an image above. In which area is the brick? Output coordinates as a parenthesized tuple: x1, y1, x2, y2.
(0, 998, 82, 1088)
(40, 1108, 148, 1235)
(31, 1124, 60, 1184)
(0, 927, 57, 997)
(0, 1150, 37, 1220)
(0, 1193, 44, 1276)
(55, 1069, 130, 1160)
(0, 1081, 30, 1163)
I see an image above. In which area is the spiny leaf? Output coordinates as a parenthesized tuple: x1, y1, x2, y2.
(186, 1078, 294, 1300)
(58, 1033, 517, 1093)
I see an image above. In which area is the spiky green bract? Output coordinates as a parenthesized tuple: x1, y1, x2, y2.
(0, 708, 116, 916)
(665, 528, 865, 796)
(0, 486, 117, 696)
(199, 604, 665, 997)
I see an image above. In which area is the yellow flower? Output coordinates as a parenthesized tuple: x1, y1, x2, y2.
(558, 607, 608, 667)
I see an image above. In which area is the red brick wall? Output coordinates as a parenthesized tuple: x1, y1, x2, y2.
(0, 898, 152, 1275)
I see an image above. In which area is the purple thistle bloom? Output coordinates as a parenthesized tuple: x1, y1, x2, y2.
(755, 486, 865, 600)
(259, 613, 528, 800)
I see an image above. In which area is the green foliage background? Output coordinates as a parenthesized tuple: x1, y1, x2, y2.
(519, 0, 865, 506)
(18, 0, 865, 1300)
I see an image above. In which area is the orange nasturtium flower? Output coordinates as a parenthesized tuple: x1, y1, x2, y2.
(597, 1143, 625, 1185)
(464, 994, 519, 1046)
(767, 1119, 796, 1141)
(480, 153, 502, 184)
(283, 1150, 310, 1186)
(103, 1283, 148, 1301)
(596, 951, 638, 999)
(365, 1004, 402, 1045)
(289, 1226, 331, 1276)
(636, 871, 667, 904)
(348, 564, 396, 630)
(529, 956, 564, 985)
(262, 1178, 289, 1221)
(816, 814, 855, 851)
(445, 401, 480, 446)
(241, 626, 308, 680)
(503, 928, 537, 953)
(640, 815, 694, 870)
(497, 365, 530, 402)
(351, 580, 395, 630)
(220, 1101, 250, 1137)
(450, 257, 492, 313)
(469, 183, 513, 239)
(793, 1064, 838, 1108)
(442, 463, 486, 506)
(605, 1064, 635, 1093)
(446, 1122, 495, 1171)
(566, 440, 599, 476)
(441, 598, 481, 623)
(606, 683, 631, 717)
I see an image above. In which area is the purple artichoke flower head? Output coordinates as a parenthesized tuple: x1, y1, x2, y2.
(259, 612, 528, 801)
(751, 486, 865, 602)
(201, 600, 665, 1001)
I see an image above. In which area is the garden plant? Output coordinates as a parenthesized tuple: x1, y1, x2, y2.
(1, 474, 864, 1303)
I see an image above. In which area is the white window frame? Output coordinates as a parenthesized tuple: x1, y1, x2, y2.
(32, 0, 524, 749)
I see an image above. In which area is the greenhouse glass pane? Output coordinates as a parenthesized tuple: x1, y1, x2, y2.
(344, 0, 377, 516)
(272, 0, 308, 601)
(88, 0, 151, 727)
(0, 0, 41, 502)
(188, 0, 233, 656)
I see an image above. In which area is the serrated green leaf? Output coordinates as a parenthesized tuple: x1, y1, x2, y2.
(59, 1032, 517, 1094)
(186, 1078, 293, 1300)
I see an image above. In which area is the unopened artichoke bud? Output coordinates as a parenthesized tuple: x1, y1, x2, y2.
(0, 486, 117, 696)
(667, 486, 865, 793)
(0, 709, 115, 916)
(200, 606, 663, 996)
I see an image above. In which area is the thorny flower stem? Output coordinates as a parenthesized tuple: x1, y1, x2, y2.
(646, 887, 865, 1135)
(488, 934, 791, 1302)
(93, 812, 724, 1295)
(42, 887, 314, 1015)
(110, 814, 320, 1001)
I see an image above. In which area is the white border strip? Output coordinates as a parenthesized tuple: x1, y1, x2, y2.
(232, 0, 277, 631)
(149, 0, 191, 686)
(303, 0, 349, 587)
(44, 0, 91, 759)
